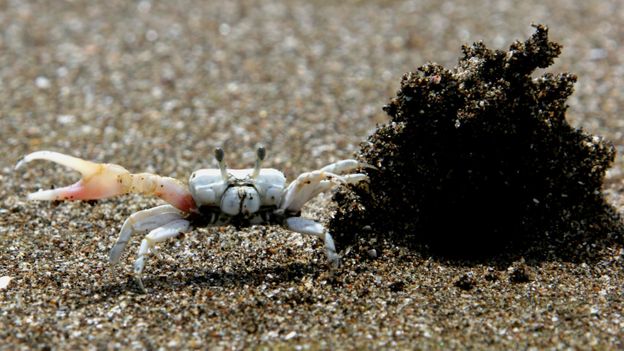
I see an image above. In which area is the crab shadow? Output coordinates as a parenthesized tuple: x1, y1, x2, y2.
(71, 261, 322, 307)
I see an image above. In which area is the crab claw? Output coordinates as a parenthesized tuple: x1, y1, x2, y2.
(16, 151, 128, 201)
(280, 170, 347, 212)
(16, 150, 197, 212)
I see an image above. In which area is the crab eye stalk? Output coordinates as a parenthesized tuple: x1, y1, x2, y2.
(215, 147, 228, 181)
(252, 146, 266, 179)
(256, 146, 266, 161)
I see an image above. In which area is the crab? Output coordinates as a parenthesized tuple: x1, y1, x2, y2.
(16, 147, 372, 289)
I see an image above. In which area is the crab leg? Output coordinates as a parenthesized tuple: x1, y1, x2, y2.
(280, 169, 370, 213)
(285, 217, 340, 267)
(134, 219, 191, 291)
(280, 171, 345, 212)
(16, 151, 197, 212)
(109, 205, 187, 265)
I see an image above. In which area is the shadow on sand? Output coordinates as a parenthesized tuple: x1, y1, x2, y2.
(70, 261, 324, 307)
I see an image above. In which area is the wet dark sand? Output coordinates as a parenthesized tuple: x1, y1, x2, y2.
(1, 1, 623, 349)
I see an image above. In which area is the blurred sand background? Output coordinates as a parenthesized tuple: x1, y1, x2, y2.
(1, 0, 623, 349)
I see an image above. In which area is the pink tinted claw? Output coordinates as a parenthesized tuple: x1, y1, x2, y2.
(16, 151, 128, 201)
(17, 151, 196, 213)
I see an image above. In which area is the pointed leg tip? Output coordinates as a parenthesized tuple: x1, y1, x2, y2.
(15, 159, 26, 170)
(362, 162, 378, 170)
(109, 244, 126, 265)
(108, 256, 120, 266)
(328, 252, 341, 267)
(133, 258, 144, 274)
(329, 256, 342, 270)
(135, 276, 146, 293)
(105, 262, 118, 275)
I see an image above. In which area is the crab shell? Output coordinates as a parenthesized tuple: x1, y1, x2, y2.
(189, 168, 286, 216)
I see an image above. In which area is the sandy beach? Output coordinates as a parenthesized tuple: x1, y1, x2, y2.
(1, 1, 623, 349)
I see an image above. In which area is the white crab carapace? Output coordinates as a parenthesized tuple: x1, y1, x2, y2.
(17, 147, 371, 290)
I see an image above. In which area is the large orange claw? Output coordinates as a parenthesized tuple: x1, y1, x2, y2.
(16, 151, 197, 213)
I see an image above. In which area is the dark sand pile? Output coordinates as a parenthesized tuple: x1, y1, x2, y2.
(1, 1, 623, 349)
(331, 25, 621, 261)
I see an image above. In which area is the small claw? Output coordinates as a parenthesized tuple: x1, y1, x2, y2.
(280, 171, 346, 212)
(361, 163, 378, 171)
(319, 160, 378, 174)
(342, 173, 369, 184)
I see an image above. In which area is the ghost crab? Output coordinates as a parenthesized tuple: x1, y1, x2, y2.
(17, 147, 372, 290)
